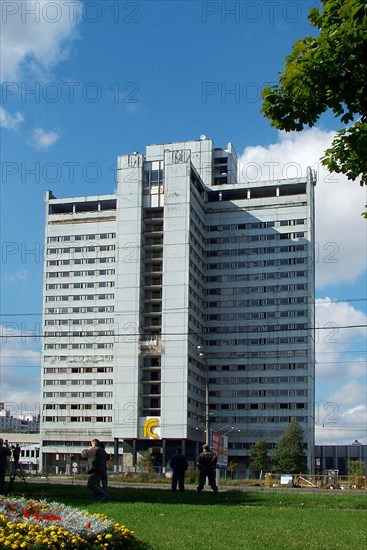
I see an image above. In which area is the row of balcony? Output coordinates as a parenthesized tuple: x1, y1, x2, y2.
(140, 209, 163, 415)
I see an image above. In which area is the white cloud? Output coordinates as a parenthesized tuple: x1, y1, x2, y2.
(316, 405, 367, 445)
(314, 299, 367, 444)
(316, 298, 367, 379)
(0, 106, 24, 130)
(328, 381, 366, 407)
(29, 127, 60, 150)
(0, 0, 82, 82)
(238, 127, 367, 288)
(342, 404, 367, 419)
(0, 324, 41, 414)
(0, 324, 41, 367)
(1, 270, 30, 284)
(0, 349, 40, 371)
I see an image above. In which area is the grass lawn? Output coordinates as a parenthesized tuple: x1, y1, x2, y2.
(7, 481, 367, 549)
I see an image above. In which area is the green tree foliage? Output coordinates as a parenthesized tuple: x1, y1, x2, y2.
(348, 459, 366, 477)
(227, 461, 239, 479)
(261, 0, 367, 201)
(249, 438, 269, 474)
(137, 451, 155, 473)
(271, 420, 307, 474)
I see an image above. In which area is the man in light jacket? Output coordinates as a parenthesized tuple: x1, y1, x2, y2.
(81, 438, 105, 501)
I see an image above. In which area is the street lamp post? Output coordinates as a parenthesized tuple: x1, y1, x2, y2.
(216, 425, 241, 436)
(205, 374, 209, 446)
(197, 346, 209, 446)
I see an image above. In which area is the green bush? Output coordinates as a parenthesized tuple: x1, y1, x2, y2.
(185, 466, 199, 484)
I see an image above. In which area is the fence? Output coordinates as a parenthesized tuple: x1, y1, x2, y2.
(20, 466, 367, 490)
(264, 473, 367, 490)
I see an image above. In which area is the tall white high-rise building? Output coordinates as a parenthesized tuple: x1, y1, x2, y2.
(40, 138, 315, 473)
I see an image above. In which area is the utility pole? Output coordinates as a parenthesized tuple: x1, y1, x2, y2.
(205, 377, 209, 446)
(198, 346, 210, 446)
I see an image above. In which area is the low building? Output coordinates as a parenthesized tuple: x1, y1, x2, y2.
(314, 441, 367, 475)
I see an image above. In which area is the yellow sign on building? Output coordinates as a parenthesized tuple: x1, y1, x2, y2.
(141, 417, 160, 439)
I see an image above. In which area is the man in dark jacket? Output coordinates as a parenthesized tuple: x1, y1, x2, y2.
(0, 438, 11, 494)
(81, 439, 105, 501)
(197, 443, 218, 493)
(97, 441, 110, 500)
(170, 446, 188, 491)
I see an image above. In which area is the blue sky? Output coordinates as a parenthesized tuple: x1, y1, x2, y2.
(1, 0, 366, 444)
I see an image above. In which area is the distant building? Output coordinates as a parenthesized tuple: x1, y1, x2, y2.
(0, 409, 40, 433)
(40, 137, 316, 473)
(315, 441, 367, 475)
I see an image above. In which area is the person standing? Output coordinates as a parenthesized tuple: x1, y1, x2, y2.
(0, 438, 11, 494)
(97, 441, 110, 500)
(81, 439, 105, 501)
(197, 443, 218, 493)
(12, 444, 21, 464)
(170, 446, 188, 491)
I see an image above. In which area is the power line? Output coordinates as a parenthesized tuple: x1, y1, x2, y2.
(1, 355, 366, 366)
(0, 324, 366, 339)
(315, 427, 367, 431)
(315, 298, 367, 305)
(316, 360, 367, 364)
(0, 297, 366, 317)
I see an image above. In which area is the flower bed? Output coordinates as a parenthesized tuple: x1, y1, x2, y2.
(0, 496, 137, 549)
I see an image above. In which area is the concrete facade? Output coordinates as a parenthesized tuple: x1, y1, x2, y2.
(40, 138, 316, 472)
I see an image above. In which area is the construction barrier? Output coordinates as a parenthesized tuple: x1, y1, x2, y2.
(264, 472, 367, 489)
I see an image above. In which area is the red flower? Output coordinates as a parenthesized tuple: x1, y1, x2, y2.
(42, 513, 62, 522)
